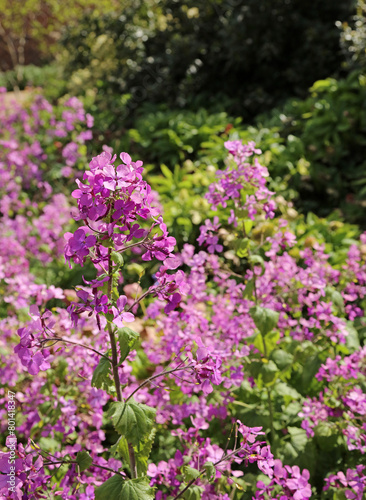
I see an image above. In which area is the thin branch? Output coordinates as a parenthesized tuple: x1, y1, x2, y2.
(40, 337, 112, 364)
(44, 460, 125, 477)
(125, 365, 193, 403)
(172, 446, 248, 500)
(126, 287, 154, 313)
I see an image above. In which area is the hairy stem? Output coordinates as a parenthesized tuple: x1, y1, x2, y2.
(107, 246, 137, 478)
(262, 335, 275, 446)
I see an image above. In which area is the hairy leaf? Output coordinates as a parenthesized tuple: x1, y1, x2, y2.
(95, 476, 155, 500)
(91, 356, 114, 393)
(250, 306, 279, 336)
(108, 400, 156, 446)
(76, 451, 92, 472)
(117, 327, 140, 366)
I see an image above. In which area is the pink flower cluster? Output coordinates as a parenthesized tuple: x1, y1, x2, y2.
(206, 140, 276, 223)
(324, 465, 365, 500)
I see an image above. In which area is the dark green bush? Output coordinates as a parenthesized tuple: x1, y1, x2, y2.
(259, 69, 366, 225)
(0, 64, 63, 94)
(58, 0, 354, 129)
(339, 0, 366, 69)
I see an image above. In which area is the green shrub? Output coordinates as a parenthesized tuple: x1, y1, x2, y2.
(58, 0, 354, 129)
(258, 69, 366, 225)
(339, 0, 366, 69)
(0, 64, 65, 95)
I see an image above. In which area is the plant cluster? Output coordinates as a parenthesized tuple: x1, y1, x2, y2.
(0, 93, 365, 499)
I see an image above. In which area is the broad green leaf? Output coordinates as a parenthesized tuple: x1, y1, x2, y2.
(243, 219, 254, 233)
(275, 382, 301, 400)
(287, 427, 308, 452)
(243, 278, 255, 298)
(183, 485, 204, 500)
(301, 354, 322, 391)
(236, 238, 250, 258)
(204, 461, 216, 483)
(117, 327, 140, 365)
(314, 423, 338, 451)
(105, 312, 114, 322)
(270, 349, 294, 370)
(345, 322, 360, 350)
(76, 451, 92, 472)
(111, 251, 124, 268)
(112, 429, 156, 476)
(110, 436, 129, 463)
(253, 330, 280, 356)
(135, 428, 156, 476)
(108, 400, 156, 446)
(325, 286, 344, 313)
(100, 239, 114, 248)
(160, 164, 173, 179)
(260, 360, 279, 385)
(91, 356, 114, 393)
(183, 466, 200, 482)
(95, 476, 155, 500)
(250, 306, 279, 336)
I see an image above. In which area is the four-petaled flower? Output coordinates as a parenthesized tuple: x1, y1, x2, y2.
(111, 296, 135, 327)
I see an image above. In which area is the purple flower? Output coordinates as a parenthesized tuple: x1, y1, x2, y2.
(64, 228, 96, 267)
(111, 296, 135, 327)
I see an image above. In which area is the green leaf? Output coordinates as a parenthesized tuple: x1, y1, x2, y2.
(204, 461, 216, 483)
(270, 349, 294, 370)
(301, 354, 322, 391)
(111, 251, 124, 268)
(91, 356, 114, 393)
(183, 466, 200, 482)
(95, 476, 155, 500)
(325, 286, 344, 313)
(260, 360, 279, 385)
(112, 429, 156, 476)
(100, 239, 114, 248)
(345, 322, 360, 350)
(236, 238, 250, 258)
(110, 436, 129, 463)
(76, 451, 92, 472)
(160, 164, 173, 179)
(135, 428, 156, 476)
(287, 427, 308, 452)
(117, 327, 140, 365)
(182, 486, 204, 500)
(105, 312, 114, 322)
(250, 306, 279, 336)
(314, 423, 338, 451)
(275, 382, 301, 400)
(243, 278, 255, 298)
(243, 219, 254, 234)
(108, 400, 156, 446)
(253, 330, 280, 356)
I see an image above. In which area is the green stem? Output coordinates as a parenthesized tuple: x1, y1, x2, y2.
(266, 386, 275, 447)
(246, 214, 275, 448)
(107, 246, 137, 478)
(261, 334, 275, 447)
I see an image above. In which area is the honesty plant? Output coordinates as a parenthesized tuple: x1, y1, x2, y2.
(0, 94, 365, 499)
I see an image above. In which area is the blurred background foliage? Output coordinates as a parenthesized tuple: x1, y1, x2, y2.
(1, 0, 366, 236)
